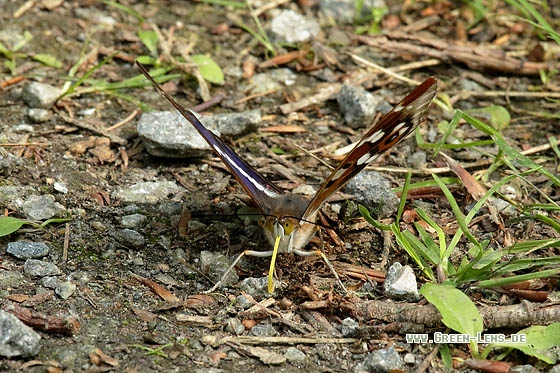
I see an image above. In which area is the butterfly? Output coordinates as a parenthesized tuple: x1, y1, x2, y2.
(137, 61, 437, 293)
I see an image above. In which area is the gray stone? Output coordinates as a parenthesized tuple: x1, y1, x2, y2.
(403, 353, 416, 364)
(78, 107, 96, 116)
(384, 262, 419, 301)
(344, 171, 399, 218)
(239, 276, 281, 299)
(459, 79, 484, 92)
(200, 251, 239, 288)
(354, 345, 403, 373)
(202, 110, 261, 137)
(22, 194, 66, 220)
(270, 10, 320, 43)
(489, 197, 518, 218)
(407, 151, 427, 169)
(138, 110, 260, 158)
(0, 153, 25, 177)
(188, 219, 207, 233)
(22, 82, 61, 109)
(224, 318, 245, 335)
(284, 346, 306, 362)
(74, 6, 116, 25)
(7, 241, 49, 259)
(55, 281, 77, 299)
(24, 259, 61, 277)
(40, 276, 60, 289)
(120, 213, 147, 229)
(235, 294, 253, 309)
(510, 365, 539, 373)
(113, 181, 183, 204)
(292, 184, 316, 196)
(250, 322, 278, 337)
(320, 0, 387, 24)
(137, 111, 216, 158)
(113, 229, 145, 248)
(122, 204, 140, 214)
(27, 108, 50, 123)
(53, 182, 68, 194)
(0, 310, 41, 357)
(341, 317, 359, 337)
(337, 84, 380, 129)
(40, 276, 76, 299)
(56, 349, 79, 369)
(13, 123, 34, 133)
(243, 68, 297, 94)
(158, 201, 183, 217)
(0, 271, 27, 295)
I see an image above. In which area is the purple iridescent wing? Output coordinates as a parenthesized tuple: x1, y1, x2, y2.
(137, 62, 283, 214)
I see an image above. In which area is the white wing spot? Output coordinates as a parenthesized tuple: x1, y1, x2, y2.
(357, 152, 372, 165)
(331, 168, 346, 181)
(393, 104, 404, 112)
(365, 130, 384, 144)
(392, 122, 407, 133)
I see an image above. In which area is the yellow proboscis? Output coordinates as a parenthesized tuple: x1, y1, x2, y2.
(268, 235, 281, 293)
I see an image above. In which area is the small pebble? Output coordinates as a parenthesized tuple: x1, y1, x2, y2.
(7, 241, 49, 259)
(284, 346, 306, 362)
(27, 108, 50, 123)
(24, 259, 61, 277)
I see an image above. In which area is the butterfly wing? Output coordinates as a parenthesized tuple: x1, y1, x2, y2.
(137, 62, 283, 214)
(302, 77, 437, 219)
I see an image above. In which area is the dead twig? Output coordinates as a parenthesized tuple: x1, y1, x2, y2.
(203, 335, 359, 347)
(345, 298, 560, 330)
(192, 93, 225, 112)
(235, 89, 278, 105)
(355, 32, 558, 75)
(0, 143, 48, 147)
(279, 58, 440, 114)
(59, 113, 127, 145)
(105, 109, 140, 131)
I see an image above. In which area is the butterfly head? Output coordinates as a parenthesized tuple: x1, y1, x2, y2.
(259, 194, 318, 254)
(260, 194, 319, 293)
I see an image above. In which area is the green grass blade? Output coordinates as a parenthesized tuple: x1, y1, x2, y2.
(396, 172, 412, 223)
(103, 0, 145, 22)
(432, 174, 482, 251)
(60, 52, 119, 99)
(415, 208, 447, 259)
(462, 111, 560, 186)
(200, 0, 247, 7)
(478, 267, 560, 288)
(432, 109, 462, 157)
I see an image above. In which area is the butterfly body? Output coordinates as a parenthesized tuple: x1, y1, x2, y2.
(262, 203, 317, 253)
(137, 61, 436, 293)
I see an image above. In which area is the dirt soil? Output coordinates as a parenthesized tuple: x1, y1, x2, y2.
(1, 1, 559, 372)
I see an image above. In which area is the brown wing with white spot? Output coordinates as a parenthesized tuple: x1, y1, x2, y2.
(301, 77, 437, 220)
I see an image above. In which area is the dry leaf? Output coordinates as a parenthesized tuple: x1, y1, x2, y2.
(90, 347, 120, 367)
(131, 274, 181, 303)
(441, 152, 486, 200)
(69, 136, 96, 155)
(6, 294, 29, 303)
(132, 307, 158, 323)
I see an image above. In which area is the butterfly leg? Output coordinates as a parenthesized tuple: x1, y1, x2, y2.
(293, 248, 347, 294)
(205, 250, 273, 293)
